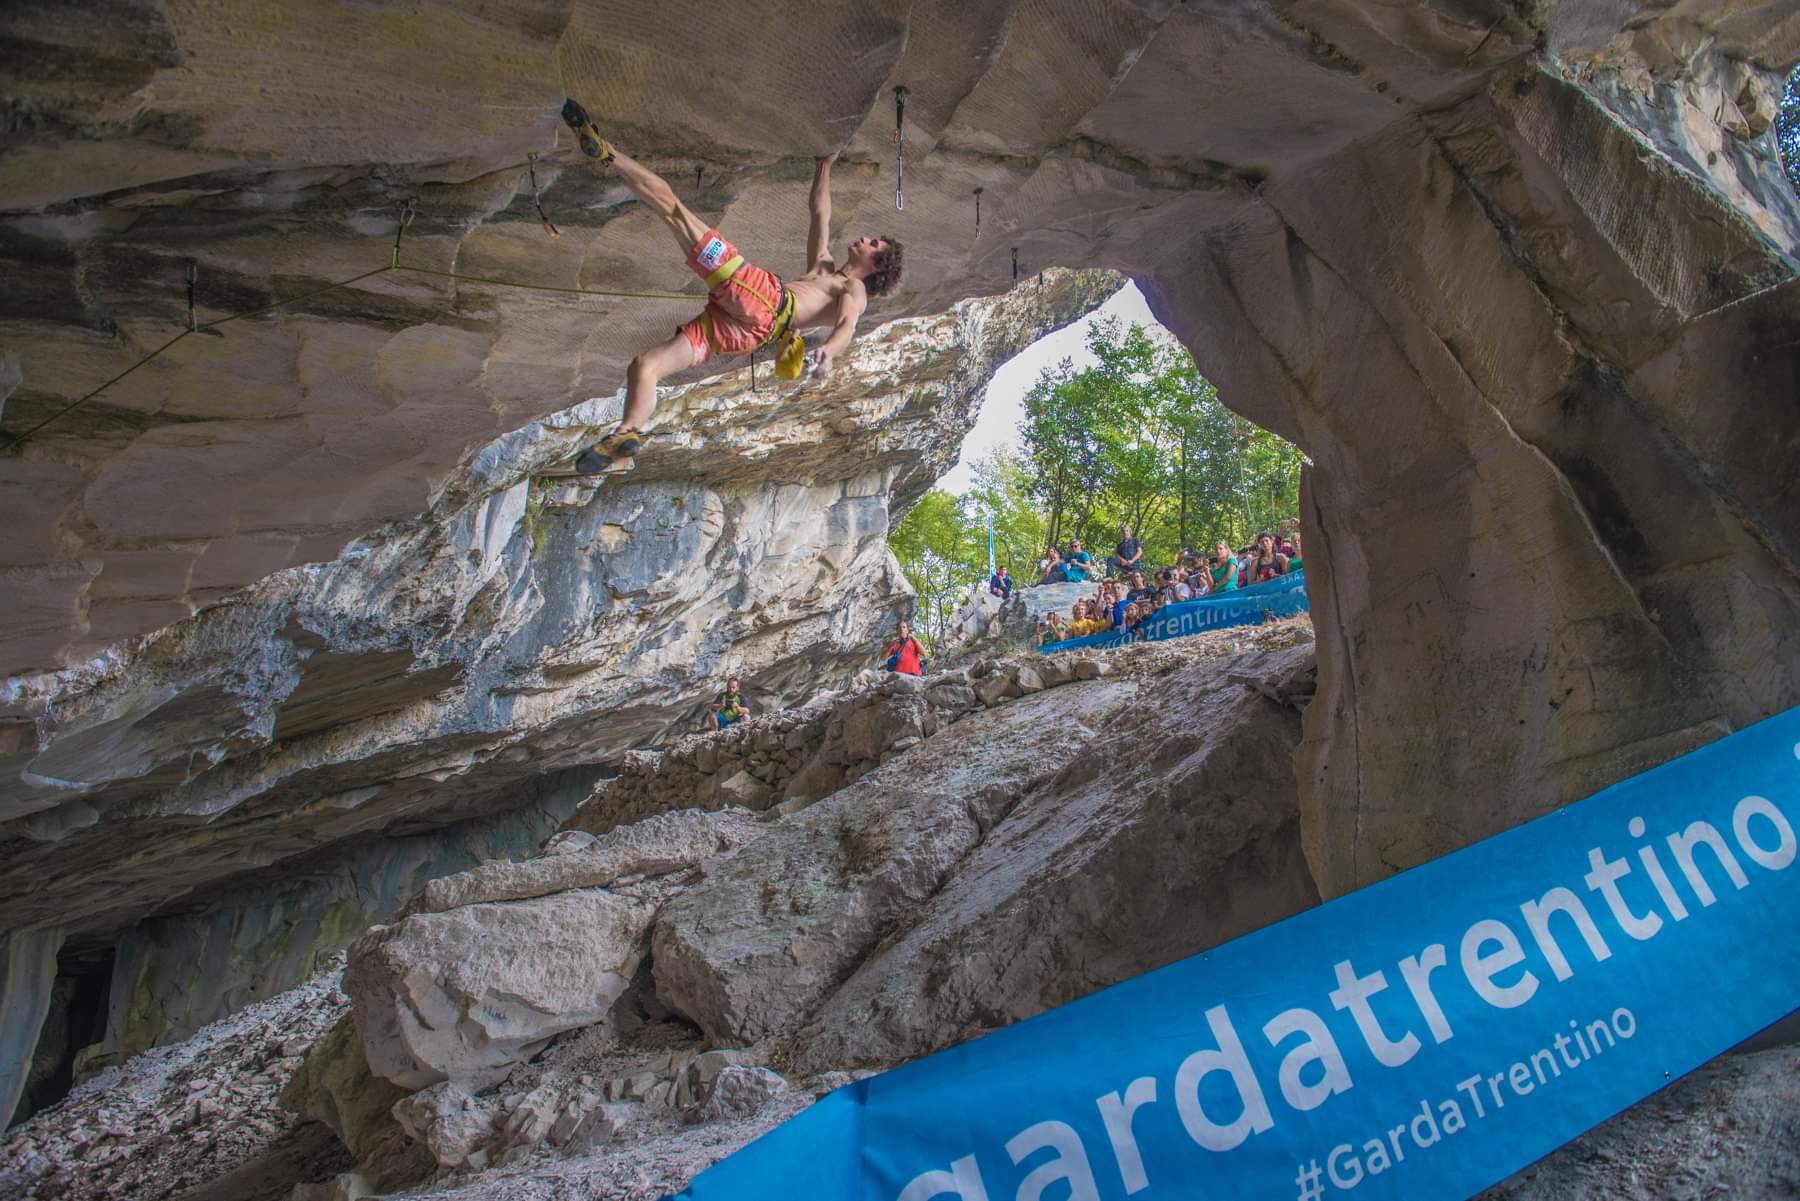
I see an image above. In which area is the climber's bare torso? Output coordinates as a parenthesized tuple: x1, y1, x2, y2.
(788, 256, 869, 339)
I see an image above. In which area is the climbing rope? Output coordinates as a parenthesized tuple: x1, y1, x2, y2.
(2, 196, 704, 451)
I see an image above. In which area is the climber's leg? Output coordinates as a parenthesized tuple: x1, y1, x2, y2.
(622, 331, 697, 431)
(573, 331, 696, 474)
(562, 99, 707, 256)
(610, 150, 712, 256)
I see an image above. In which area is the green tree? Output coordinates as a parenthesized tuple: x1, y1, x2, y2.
(1021, 320, 1306, 569)
(888, 489, 972, 652)
(960, 449, 1047, 584)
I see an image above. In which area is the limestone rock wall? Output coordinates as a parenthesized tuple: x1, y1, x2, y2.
(0, 267, 1120, 1120)
(5, 3, 1791, 914)
(97, 766, 596, 1067)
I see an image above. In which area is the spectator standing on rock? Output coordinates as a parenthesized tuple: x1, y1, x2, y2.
(883, 620, 925, 676)
(710, 677, 750, 729)
(1109, 524, 1143, 580)
(1210, 541, 1240, 593)
(989, 565, 1012, 600)
(1248, 532, 1290, 583)
(1125, 570, 1157, 608)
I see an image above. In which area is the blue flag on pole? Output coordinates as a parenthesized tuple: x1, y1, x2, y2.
(670, 704, 1800, 1200)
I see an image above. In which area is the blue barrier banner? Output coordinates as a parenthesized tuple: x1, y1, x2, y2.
(1041, 570, 1309, 655)
(671, 704, 1800, 1201)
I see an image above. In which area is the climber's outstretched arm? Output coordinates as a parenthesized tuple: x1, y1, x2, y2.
(807, 154, 835, 273)
(811, 289, 866, 379)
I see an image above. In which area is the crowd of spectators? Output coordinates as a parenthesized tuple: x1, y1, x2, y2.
(1031, 520, 1302, 646)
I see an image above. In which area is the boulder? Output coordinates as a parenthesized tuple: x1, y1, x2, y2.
(714, 770, 774, 810)
(796, 645, 1321, 1072)
(975, 673, 1021, 707)
(650, 679, 1138, 1044)
(391, 1082, 497, 1172)
(683, 1066, 789, 1125)
(676, 1049, 753, 1110)
(1011, 664, 1045, 694)
(347, 889, 656, 1090)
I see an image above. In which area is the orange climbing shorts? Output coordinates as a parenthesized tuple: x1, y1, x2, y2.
(677, 230, 786, 364)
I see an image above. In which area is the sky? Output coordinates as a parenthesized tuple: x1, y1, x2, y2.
(936, 281, 1164, 495)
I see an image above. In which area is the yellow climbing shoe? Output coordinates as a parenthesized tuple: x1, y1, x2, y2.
(574, 426, 643, 474)
(774, 330, 806, 381)
(560, 98, 614, 164)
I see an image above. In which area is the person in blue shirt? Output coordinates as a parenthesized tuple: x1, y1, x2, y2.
(1063, 539, 1092, 583)
(988, 565, 1012, 600)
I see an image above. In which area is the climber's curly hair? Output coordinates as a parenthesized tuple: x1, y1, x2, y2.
(865, 236, 904, 298)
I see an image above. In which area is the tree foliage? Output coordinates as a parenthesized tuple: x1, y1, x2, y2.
(889, 451, 1046, 651)
(890, 321, 1306, 648)
(1021, 319, 1305, 569)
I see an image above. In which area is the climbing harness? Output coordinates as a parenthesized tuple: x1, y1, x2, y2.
(893, 85, 908, 212)
(1, 197, 703, 451)
(694, 248, 803, 392)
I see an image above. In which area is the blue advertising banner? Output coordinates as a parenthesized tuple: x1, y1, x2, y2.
(670, 704, 1800, 1201)
(1041, 570, 1309, 655)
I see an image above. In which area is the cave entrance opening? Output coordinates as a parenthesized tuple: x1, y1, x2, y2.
(10, 946, 113, 1128)
(906, 276, 1310, 655)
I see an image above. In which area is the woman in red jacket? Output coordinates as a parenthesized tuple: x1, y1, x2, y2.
(883, 620, 925, 675)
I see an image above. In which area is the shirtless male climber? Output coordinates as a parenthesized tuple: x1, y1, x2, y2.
(561, 99, 905, 474)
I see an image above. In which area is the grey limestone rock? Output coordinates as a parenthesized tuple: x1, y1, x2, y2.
(648, 680, 1139, 1044)
(796, 645, 1322, 1071)
(347, 890, 655, 1090)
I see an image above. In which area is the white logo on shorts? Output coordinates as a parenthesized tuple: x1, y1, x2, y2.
(697, 236, 726, 269)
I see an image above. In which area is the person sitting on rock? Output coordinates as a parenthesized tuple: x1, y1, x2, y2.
(1109, 524, 1143, 580)
(560, 100, 905, 474)
(883, 620, 925, 675)
(988, 565, 1012, 600)
(710, 677, 750, 728)
(1040, 547, 1069, 584)
(1062, 539, 1092, 583)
